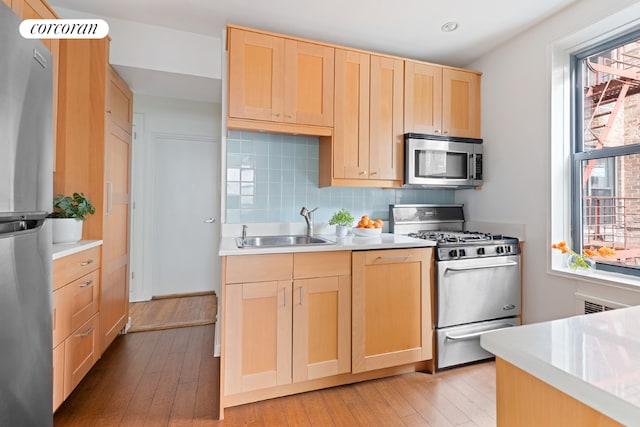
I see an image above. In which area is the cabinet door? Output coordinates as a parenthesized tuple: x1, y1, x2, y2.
(404, 61, 442, 135)
(284, 40, 334, 126)
(53, 343, 64, 412)
(333, 49, 370, 179)
(352, 248, 432, 373)
(292, 276, 351, 382)
(228, 28, 285, 122)
(101, 67, 132, 352)
(64, 313, 99, 399)
(369, 55, 403, 181)
(106, 66, 133, 134)
(224, 281, 292, 395)
(442, 69, 481, 138)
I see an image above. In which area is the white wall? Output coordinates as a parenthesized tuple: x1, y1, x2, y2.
(456, 0, 640, 323)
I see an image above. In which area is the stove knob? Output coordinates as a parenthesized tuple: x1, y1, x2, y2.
(496, 246, 504, 254)
(449, 249, 458, 258)
(459, 249, 466, 257)
(477, 247, 485, 256)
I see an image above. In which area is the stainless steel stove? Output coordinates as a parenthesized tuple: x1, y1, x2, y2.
(390, 204, 521, 370)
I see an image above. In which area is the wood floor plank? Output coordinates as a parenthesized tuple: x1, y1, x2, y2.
(393, 374, 456, 427)
(373, 376, 420, 419)
(318, 387, 361, 427)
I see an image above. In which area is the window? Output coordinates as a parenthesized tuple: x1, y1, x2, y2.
(572, 32, 640, 277)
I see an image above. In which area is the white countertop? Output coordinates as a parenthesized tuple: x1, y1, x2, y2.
(52, 240, 103, 260)
(481, 305, 640, 426)
(219, 233, 435, 256)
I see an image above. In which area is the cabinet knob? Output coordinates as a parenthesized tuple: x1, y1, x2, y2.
(434, 129, 441, 134)
(106, 109, 112, 114)
(274, 113, 280, 117)
(360, 171, 367, 175)
(370, 171, 378, 176)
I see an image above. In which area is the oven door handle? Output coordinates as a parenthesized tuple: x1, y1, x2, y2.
(445, 261, 518, 272)
(445, 323, 516, 341)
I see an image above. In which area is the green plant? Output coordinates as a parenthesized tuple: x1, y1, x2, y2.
(51, 193, 96, 221)
(328, 208, 355, 227)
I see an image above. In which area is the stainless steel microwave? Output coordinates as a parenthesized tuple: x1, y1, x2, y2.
(404, 133, 483, 189)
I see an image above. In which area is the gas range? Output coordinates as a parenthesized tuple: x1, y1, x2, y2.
(389, 204, 520, 261)
(390, 204, 522, 370)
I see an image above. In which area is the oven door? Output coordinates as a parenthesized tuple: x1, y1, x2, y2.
(436, 317, 520, 369)
(436, 254, 521, 328)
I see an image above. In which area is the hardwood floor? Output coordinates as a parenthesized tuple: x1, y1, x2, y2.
(128, 293, 218, 333)
(54, 322, 497, 426)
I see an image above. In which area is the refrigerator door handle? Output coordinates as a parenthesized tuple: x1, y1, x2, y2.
(0, 218, 45, 237)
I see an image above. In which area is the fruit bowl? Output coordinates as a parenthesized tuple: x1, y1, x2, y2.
(352, 227, 382, 237)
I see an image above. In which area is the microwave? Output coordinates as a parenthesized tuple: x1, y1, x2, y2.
(404, 133, 483, 189)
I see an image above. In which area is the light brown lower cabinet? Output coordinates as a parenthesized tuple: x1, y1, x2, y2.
(223, 251, 351, 395)
(352, 248, 433, 373)
(496, 358, 623, 427)
(52, 246, 102, 412)
(220, 248, 434, 417)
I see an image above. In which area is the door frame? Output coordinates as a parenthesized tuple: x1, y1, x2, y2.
(130, 125, 220, 303)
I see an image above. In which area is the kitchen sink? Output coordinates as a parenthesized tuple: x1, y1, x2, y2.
(235, 235, 335, 248)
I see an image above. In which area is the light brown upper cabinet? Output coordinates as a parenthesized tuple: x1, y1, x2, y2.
(323, 49, 403, 188)
(405, 61, 481, 138)
(227, 26, 334, 135)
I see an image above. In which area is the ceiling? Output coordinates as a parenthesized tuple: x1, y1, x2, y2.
(48, 0, 578, 103)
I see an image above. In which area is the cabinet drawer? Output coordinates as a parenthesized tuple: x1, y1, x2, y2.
(361, 248, 430, 266)
(226, 253, 293, 283)
(52, 285, 71, 348)
(53, 246, 101, 290)
(293, 251, 351, 279)
(53, 343, 64, 412)
(52, 269, 100, 347)
(68, 269, 100, 332)
(64, 313, 99, 399)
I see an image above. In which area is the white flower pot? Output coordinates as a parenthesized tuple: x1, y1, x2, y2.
(336, 225, 349, 237)
(51, 218, 84, 244)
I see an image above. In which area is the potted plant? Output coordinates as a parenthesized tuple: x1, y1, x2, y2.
(50, 193, 96, 244)
(328, 208, 354, 237)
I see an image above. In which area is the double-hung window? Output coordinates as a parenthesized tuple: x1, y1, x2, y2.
(572, 32, 640, 277)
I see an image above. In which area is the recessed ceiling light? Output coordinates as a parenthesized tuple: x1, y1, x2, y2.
(441, 22, 459, 32)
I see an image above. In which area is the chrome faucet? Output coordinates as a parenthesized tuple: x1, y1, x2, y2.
(240, 224, 248, 247)
(299, 207, 318, 236)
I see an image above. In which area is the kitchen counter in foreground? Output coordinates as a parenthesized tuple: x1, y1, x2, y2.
(219, 233, 434, 256)
(481, 305, 640, 426)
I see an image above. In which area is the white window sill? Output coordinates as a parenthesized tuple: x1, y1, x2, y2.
(550, 265, 640, 291)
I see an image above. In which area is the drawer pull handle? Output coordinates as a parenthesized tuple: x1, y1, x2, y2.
(376, 255, 411, 260)
(80, 259, 94, 267)
(77, 326, 95, 337)
(79, 280, 94, 288)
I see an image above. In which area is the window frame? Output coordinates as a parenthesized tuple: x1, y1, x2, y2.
(571, 30, 640, 278)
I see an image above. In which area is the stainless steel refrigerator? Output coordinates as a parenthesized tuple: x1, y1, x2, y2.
(0, 2, 54, 426)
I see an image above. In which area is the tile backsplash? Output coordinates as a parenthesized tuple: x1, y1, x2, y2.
(225, 130, 454, 224)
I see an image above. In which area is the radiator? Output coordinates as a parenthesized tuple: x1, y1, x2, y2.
(574, 292, 629, 315)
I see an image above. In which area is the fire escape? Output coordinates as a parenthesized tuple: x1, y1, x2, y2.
(582, 51, 640, 262)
